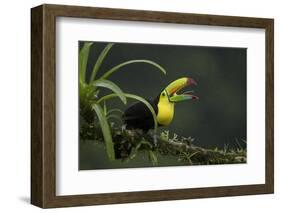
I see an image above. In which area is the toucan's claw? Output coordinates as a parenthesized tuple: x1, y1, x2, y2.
(145, 132, 158, 149)
(121, 124, 127, 132)
(153, 134, 158, 147)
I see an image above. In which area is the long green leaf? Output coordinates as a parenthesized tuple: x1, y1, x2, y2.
(79, 42, 93, 85)
(103, 101, 107, 116)
(91, 79, 127, 104)
(97, 93, 158, 132)
(148, 150, 158, 166)
(100, 59, 167, 80)
(92, 103, 115, 160)
(90, 43, 114, 82)
(107, 114, 123, 123)
(106, 108, 123, 116)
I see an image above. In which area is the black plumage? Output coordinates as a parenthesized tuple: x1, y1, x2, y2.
(123, 95, 160, 133)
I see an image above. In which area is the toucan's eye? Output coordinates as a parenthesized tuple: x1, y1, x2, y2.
(162, 93, 165, 97)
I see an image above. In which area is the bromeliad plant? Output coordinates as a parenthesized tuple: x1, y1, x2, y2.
(79, 42, 167, 160)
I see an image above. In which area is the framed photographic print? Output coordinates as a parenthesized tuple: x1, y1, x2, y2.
(31, 4, 274, 208)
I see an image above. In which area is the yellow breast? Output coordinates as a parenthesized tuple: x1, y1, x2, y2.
(157, 102, 174, 126)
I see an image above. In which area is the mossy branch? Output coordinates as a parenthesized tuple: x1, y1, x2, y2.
(155, 134, 246, 164)
(80, 123, 246, 165)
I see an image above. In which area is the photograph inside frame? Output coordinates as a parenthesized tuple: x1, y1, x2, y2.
(78, 41, 247, 170)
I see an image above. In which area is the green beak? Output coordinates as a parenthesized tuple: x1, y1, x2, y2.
(169, 93, 199, 102)
(165, 77, 199, 103)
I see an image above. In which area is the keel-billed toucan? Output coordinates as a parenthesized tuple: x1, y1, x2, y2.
(123, 77, 198, 132)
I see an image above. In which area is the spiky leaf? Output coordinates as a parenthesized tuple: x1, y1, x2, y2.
(90, 43, 114, 82)
(79, 42, 93, 85)
(92, 103, 115, 160)
(100, 59, 167, 79)
(91, 79, 127, 104)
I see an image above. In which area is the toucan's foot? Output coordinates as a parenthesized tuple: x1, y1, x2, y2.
(121, 124, 126, 132)
(144, 132, 158, 150)
(153, 134, 158, 147)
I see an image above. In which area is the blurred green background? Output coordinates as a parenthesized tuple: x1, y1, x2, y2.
(79, 41, 246, 170)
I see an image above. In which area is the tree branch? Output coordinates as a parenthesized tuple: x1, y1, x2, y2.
(81, 124, 246, 165)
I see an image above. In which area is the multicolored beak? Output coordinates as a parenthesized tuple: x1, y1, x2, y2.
(165, 77, 199, 103)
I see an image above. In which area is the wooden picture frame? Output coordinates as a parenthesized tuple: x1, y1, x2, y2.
(31, 4, 274, 208)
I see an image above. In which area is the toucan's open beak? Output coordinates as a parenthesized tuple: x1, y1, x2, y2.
(165, 77, 199, 103)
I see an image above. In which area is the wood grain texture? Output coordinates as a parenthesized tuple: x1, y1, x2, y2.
(31, 5, 43, 207)
(265, 20, 274, 193)
(31, 4, 274, 208)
